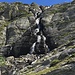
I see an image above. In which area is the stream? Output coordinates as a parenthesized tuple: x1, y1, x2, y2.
(30, 17, 49, 54)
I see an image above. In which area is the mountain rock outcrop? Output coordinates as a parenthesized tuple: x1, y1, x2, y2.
(0, 1, 75, 75)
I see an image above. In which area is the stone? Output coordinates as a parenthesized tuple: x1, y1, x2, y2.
(6, 56, 14, 64)
(6, 17, 30, 45)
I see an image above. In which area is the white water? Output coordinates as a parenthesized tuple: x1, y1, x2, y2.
(30, 42, 36, 54)
(30, 17, 49, 53)
(42, 35, 46, 41)
(34, 28, 39, 35)
(37, 35, 41, 43)
(36, 18, 40, 25)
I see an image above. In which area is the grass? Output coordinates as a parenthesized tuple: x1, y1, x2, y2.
(49, 5, 67, 14)
(0, 5, 4, 11)
(26, 62, 61, 75)
(0, 56, 5, 66)
(50, 59, 60, 67)
(0, 21, 9, 35)
(0, 21, 10, 46)
(0, 21, 9, 30)
(9, 10, 33, 21)
(68, 45, 75, 49)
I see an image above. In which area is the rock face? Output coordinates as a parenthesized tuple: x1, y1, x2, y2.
(0, 1, 75, 75)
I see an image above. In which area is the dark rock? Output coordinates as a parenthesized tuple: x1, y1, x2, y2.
(58, 51, 69, 60)
(1, 45, 13, 57)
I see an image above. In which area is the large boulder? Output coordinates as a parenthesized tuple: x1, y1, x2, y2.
(6, 17, 30, 45)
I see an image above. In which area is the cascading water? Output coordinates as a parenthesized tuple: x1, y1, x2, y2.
(3, 11, 58, 57)
(30, 17, 50, 54)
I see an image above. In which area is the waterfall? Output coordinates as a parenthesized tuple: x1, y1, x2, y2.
(30, 17, 50, 54)
(34, 28, 39, 35)
(30, 42, 36, 54)
(36, 18, 40, 25)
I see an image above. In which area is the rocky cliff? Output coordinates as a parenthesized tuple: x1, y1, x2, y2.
(0, 0, 75, 75)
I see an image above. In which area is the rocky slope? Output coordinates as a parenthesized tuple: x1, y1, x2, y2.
(0, 0, 75, 75)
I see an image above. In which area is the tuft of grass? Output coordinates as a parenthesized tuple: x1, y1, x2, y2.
(0, 21, 9, 35)
(0, 5, 4, 11)
(64, 56, 75, 65)
(0, 56, 5, 66)
(50, 59, 60, 67)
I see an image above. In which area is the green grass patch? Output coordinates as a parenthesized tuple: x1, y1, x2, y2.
(0, 21, 10, 35)
(50, 59, 60, 67)
(0, 56, 5, 66)
(0, 5, 4, 11)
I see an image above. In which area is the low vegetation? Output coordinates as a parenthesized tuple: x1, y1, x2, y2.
(0, 56, 5, 66)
